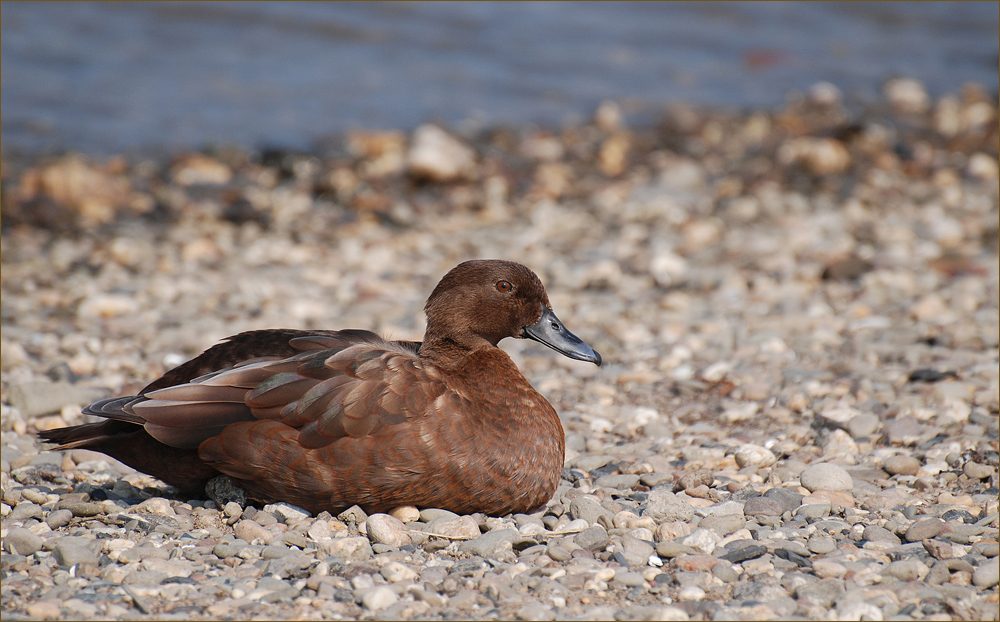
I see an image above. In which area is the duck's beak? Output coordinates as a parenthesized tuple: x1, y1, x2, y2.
(522, 306, 602, 366)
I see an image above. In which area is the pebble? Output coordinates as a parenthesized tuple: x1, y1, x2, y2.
(884, 454, 921, 476)
(799, 463, 854, 492)
(743, 496, 783, 516)
(366, 513, 412, 547)
(862, 524, 901, 546)
(734, 444, 777, 468)
(458, 528, 518, 557)
(973, 562, 1000, 588)
(4, 527, 43, 555)
(964, 461, 995, 480)
(53, 539, 100, 567)
(905, 518, 946, 542)
(643, 489, 696, 522)
(361, 585, 399, 611)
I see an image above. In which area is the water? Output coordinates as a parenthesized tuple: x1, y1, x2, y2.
(2, 1, 997, 155)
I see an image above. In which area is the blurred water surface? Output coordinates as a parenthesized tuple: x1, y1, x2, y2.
(2, 1, 997, 154)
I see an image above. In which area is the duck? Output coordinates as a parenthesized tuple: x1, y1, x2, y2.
(40, 259, 601, 516)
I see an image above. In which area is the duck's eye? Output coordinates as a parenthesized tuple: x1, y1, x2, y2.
(495, 280, 514, 293)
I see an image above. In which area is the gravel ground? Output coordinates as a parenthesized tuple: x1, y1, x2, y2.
(2, 78, 998, 621)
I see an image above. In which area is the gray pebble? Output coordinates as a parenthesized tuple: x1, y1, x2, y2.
(795, 578, 845, 607)
(640, 472, 674, 487)
(261, 544, 291, 559)
(620, 533, 654, 566)
(123, 570, 168, 586)
(458, 528, 517, 557)
(366, 513, 412, 547)
(964, 461, 995, 480)
(4, 528, 43, 555)
(656, 541, 695, 558)
(54, 539, 100, 567)
(8, 502, 44, 522)
(973, 562, 999, 588)
(800, 463, 853, 492)
(417, 508, 457, 523)
(862, 524, 901, 545)
(884, 455, 921, 476)
(699, 514, 746, 535)
(743, 496, 783, 516)
(883, 559, 928, 581)
(613, 570, 645, 586)
(45, 509, 73, 529)
(642, 489, 695, 522)
(807, 532, 837, 554)
(712, 562, 740, 583)
(905, 518, 945, 542)
(57, 501, 102, 517)
(795, 502, 832, 519)
(516, 602, 555, 621)
(574, 524, 609, 551)
(677, 469, 714, 490)
(847, 413, 880, 438)
(762, 487, 804, 513)
(569, 497, 614, 527)
(546, 543, 572, 561)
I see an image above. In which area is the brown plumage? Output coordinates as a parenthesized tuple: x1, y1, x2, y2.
(39, 260, 601, 516)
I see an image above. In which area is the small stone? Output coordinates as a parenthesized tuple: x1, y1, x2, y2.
(678, 528, 719, 554)
(546, 543, 572, 561)
(922, 538, 952, 560)
(862, 524, 901, 546)
(45, 508, 73, 529)
(361, 585, 399, 611)
(799, 463, 853, 492)
(54, 540, 99, 567)
(743, 497, 783, 516)
(136, 497, 175, 516)
(620, 533, 655, 567)
(380, 561, 418, 583)
(884, 455, 921, 476)
(389, 505, 420, 523)
(656, 541, 695, 558)
(26, 602, 62, 619)
(4, 527, 43, 555)
(882, 559, 929, 581)
(807, 532, 837, 554)
(460, 528, 518, 557)
(569, 497, 615, 527)
(643, 489, 695, 522)
(427, 515, 480, 539)
(973, 562, 1000, 588)
(223, 502, 243, 519)
(575, 525, 609, 551)
(698, 514, 746, 535)
(762, 488, 804, 513)
(319, 536, 372, 561)
(905, 518, 945, 542)
(234, 519, 275, 544)
(963, 462, 995, 480)
(205, 475, 247, 508)
(677, 470, 714, 491)
(719, 543, 767, 563)
(812, 559, 847, 578)
(712, 562, 740, 583)
(847, 413, 880, 438)
(418, 508, 458, 523)
(516, 602, 555, 621)
(734, 444, 777, 468)
(366, 513, 412, 547)
(263, 502, 311, 523)
(337, 504, 368, 525)
(613, 571, 646, 587)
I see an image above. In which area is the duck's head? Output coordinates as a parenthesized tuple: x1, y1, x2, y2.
(423, 259, 601, 365)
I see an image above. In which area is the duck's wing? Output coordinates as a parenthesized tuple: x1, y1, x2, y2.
(131, 332, 453, 451)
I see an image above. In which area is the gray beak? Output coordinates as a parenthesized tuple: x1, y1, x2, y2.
(522, 306, 602, 366)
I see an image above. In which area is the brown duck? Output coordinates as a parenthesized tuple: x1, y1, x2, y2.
(41, 260, 601, 516)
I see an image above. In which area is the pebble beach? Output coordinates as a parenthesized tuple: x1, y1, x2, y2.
(2, 77, 998, 621)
